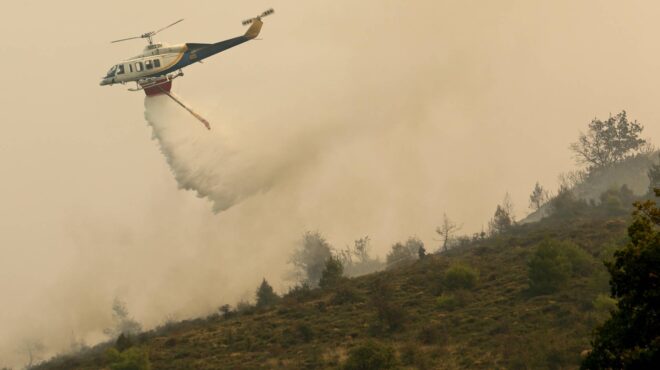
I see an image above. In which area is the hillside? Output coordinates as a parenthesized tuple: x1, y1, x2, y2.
(33, 194, 644, 370)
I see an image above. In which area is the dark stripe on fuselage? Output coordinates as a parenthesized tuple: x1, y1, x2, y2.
(144, 36, 251, 79)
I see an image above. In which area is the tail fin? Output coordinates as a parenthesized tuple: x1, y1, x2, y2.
(244, 18, 263, 39)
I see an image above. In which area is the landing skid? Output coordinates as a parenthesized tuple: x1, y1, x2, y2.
(129, 71, 184, 93)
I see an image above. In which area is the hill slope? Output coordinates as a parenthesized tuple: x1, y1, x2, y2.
(36, 203, 636, 370)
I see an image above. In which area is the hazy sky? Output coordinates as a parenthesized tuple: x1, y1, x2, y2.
(2, 0, 660, 366)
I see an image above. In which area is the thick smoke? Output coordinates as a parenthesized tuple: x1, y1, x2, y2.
(144, 95, 317, 212)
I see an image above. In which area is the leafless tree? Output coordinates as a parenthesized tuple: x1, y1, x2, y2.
(435, 213, 462, 252)
(20, 339, 44, 368)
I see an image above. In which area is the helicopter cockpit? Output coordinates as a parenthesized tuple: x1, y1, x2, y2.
(105, 65, 117, 78)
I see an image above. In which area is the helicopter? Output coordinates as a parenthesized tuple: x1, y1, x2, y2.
(100, 8, 274, 129)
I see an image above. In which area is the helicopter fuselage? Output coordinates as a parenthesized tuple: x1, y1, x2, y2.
(100, 19, 262, 90)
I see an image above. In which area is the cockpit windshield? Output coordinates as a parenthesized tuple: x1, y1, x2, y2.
(105, 65, 117, 78)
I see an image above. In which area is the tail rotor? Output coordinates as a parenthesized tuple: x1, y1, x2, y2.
(242, 8, 274, 26)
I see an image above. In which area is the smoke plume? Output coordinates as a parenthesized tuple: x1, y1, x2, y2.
(144, 95, 318, 212)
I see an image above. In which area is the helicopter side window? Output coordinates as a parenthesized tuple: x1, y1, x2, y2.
(135, 62, 143, 72)
(145, 60, 153, 70)
(116, 64, 125, 75)
(153, 59, 161, 68)
(128, 64, 133, 73)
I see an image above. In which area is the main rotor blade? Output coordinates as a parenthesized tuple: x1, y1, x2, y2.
(153, 18, 184, 36)
(111, 36, 143, 43)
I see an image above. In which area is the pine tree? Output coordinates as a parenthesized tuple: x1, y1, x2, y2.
(255, 278, 279, 308)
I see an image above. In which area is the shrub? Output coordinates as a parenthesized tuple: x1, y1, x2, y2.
(370, 278, 406, 332)
(343, 341, 396, 370)
(115, 333, 134, 352)
(418, 324, 446, 345)
(528, 239, 595, 295)
(297, 323, 314, 343)
(560, 241, 594, 276)
(527, 240, 572, 294)
(331, 284, 362, 305)
(444, 264, 478, 290)
(400, 344, 432, 369)
(435, 294, 463, 311)
(105, 347, 151, 370)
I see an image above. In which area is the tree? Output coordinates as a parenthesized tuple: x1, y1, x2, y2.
(255, 278, 279, 308)
(104, 298, 142, 339)
(489, 206, 512, 235)
(319, 256, 344, 289)
(21, 339, 45, 368)
(435, 213, 462, 252)
(569, 111, 647, 170)
(529, 181, 549, 211)
(582, 192, 660, 368)
(386, 237, 423, 266)
(418, 245, 427, 259)
(339, 237, 384, 277)
(290, 231, 333, 287)
(649, 153, 660, 195)
(489, 193, 515, 235)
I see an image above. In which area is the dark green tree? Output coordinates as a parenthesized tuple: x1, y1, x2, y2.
(489, 205, 513, 235)
(319, 256, 344, 289)
(582, 190, 660, 368)
(649, 153, 660, 195)
(418, 245, 427, 259)
(570, 111, 647, 170)
(255, 278, 279, 309)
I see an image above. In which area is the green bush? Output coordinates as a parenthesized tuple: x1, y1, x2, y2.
(343, 341, 396, 370)
(436, 293, 462, 311)
(105, 347, 151, 370)
(331, 284, 362, 305)
(444, 264, 478, 290)
(528, 239, 595, 295)
(561, 242, 594, 276)
(528, 240, 572, 294)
